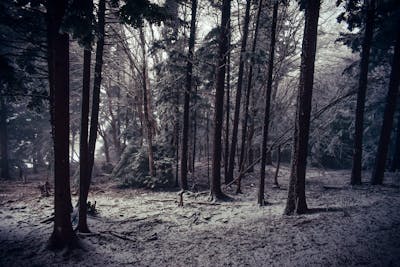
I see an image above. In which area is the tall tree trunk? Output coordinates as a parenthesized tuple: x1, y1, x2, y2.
(181, 0, 197, 190)
(192, 85, 198, 174)
(206, 112, 210, 187)
(224, 32, 231, 180)
(391, 112, 400, 171)
(0, 96, 10, 180)
(88, 0, 106, 184)
(226, 0, 251, 184)
(211, 0, 230, 200)
(258, 0, 278, 205)
(174, 95, 180, 187)
(284, 0, 320, 215)
(77, 48, 91, 233)
(371, 26, 400, 185)
(139, 26, 155, 177)
(46, 0, 76, 248)
(237, 0, 263, 194)
(350, 0, 375, 185)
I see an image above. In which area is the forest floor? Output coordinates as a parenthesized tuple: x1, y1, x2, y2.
(1, 163, 400, 267)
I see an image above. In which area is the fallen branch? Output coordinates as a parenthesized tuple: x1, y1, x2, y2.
(100, 230, 136, 242)
(185, 201, 221, 206)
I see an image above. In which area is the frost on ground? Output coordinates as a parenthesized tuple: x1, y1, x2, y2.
(0, 164, 400, 266)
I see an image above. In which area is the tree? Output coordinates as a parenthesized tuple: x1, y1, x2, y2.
(371, 24, 400, 184)
(139, 25, 156, 177)
(211, 0, 230, 200)
(224, 31, 231, 180)
(226, 0, 251, 184)
(87, 0, 106, 185)
(77, 48, 92, 233)
(258, 0, 278, 205)
(46, 0, 76, 248)
(237, 0, 264, 194)
(180, 0, 198, 190)
(350, 0, 375, 185)
(284, 0, 321, 215)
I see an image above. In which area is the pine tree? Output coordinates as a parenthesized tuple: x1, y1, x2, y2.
(350, 0, 375, 185)
(259, 0, 279, 205)
(46, 0, 76, 249)
(211, 0, 230, 200)
(226, 0, 251, 184)
(180, 0, 198, 190)
(237, 0, 264, 194)
(371, 23, 400, 184)
(284, 0, 320, 215)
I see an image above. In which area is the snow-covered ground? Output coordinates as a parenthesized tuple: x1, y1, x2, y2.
(1, 164, 400, 266)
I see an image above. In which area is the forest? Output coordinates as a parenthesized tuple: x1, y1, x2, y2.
(0, 0, 400, 266)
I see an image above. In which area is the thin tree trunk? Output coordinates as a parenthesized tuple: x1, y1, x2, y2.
(46, 0, 76, 248)
(139, 26, 155, 177)
(284, 0, 320, 215)
(226, 0, 251, 184)
(206, 112, 210, 187)
(258, 0, 278, 206)
(181, 0, 198, 190)
(237, 0, 263, 194)
(371, 26, 400, 184)
(274, 145, 281, 187)
(192, 86, 198, 174)
(77, 48, 91, 233)
(0, 96, 10, 180)
(211, 0, 230, 200)
(174, 87, 180, 187)
(88, 0, 106, 184)
(391, 112, 400, 171)
(351, 0, 375, 185)
(224, 18, 231, 182)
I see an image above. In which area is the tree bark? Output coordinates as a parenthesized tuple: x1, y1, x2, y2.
(206, 112, 210, 187)
(226, 0, 251, 184)
(174, 96, 180, 187)
(0, 96, 10, 180)
(46, 0, 76, 248)
(192, 85, 198, 174)
(371, 25, 400, 185)
(211, 0, 230, 200)
(88, 0, 106, 183)
(181, 0, 197, 190)
(237, 0, 263, 194)
(284, 0, 320, 215)
(77, 48, 91, 233)
(139, 26, 155, 177)
(224, 31, 231, 180)
(258, 0, 278, 205)
(350, 0, 375, 185)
